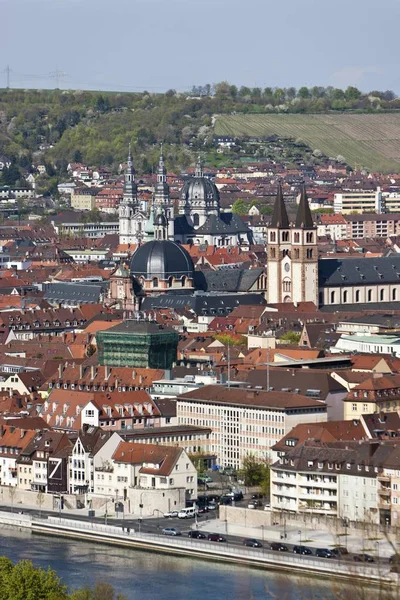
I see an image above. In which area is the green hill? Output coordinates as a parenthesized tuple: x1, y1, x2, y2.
(215, 113, 400, 173)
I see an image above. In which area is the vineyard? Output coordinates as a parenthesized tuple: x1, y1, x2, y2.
(214, 113, 400, 173)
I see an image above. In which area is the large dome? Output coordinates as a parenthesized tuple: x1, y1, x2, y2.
(180, 176, 220, 204)
(130, 240, 194, 280)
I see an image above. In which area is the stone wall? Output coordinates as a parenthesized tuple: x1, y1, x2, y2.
(0, 486, 84, 511)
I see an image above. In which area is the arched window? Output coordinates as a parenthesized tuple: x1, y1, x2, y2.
(282, 231, 289, 242)
(380, 289, 384, 302)
(294, 232, 300, 243)
(355, 290, 360, 302)
(306, 248, 313, 259)
(367, 289, 372, 302)
(270, 248, 276, 258)
(282, 249, 289, 257)
(294, 248, 300, 259)
(270, 231, 276, 243)
(343, 290, 348, 303)
(330, 291, 335, 304)
(193, 213, 199, 227)
(306, 232, 313, 243)
(181, 276, 186, 287)
(393, 288, 397, 301)
(152, 277, 159, 288)
(168, 276, 173, 288)
(283, 280, 291, 293)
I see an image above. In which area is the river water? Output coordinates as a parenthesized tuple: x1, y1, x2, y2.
(0, 526, 335, 599)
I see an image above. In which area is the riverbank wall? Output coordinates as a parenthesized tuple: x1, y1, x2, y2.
(0, 510, 396, 586)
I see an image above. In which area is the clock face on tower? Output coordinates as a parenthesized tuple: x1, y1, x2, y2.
(284, 263, 290, 273)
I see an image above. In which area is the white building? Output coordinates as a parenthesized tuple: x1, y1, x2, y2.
(177, 385, 327, 469)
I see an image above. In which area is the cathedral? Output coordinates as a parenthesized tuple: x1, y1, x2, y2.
(118, 147, 253, 247)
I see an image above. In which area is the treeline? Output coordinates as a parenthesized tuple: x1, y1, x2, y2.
(0, 83, 398, 176)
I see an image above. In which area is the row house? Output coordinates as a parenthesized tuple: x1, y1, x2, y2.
(43, 363, 164, 396)
(17, 430, 71, 492)
(94, 441, 197, 504)
(176, 385, 327, 469)
(343, 374, 400, 420)
(0, 425, 36, 486)
(37, 389, 176, 432)
(68, 426, 121, 494)
(271, 438, 400, 526)
(2, 308, 87, 341)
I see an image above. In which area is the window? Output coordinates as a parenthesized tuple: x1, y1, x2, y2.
(380, 289, 384, 302)
(330, 291, 335, 304)
(282, 231, 289, 242)
(343, 290, 348, 303)
(355, 290, 360, 302)
(86, 410, 94, 418)
(363, 404, 368, 412)
(294, 232, 300, 243)
(306, 248, 313, 259)
(270, 231, 276, 243)
(352, 403, 357, 411)
(393, 288, 397, 301)
(368, 289, 372, 302)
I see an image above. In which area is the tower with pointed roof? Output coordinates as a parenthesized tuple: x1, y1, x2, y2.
(267, 183, 318, 305)
(291, 184, 318, 305)
(154, 146, 174, 239)
(119, 145, 147, 246)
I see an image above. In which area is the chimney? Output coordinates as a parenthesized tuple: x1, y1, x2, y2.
(58, 363, 63, 379)
(79, 364, 83, 379)
(91, 365, 95, 380)
(132, 370, 137, 380)
(20, 429, 25, 439)
(105, 365, 110, 380)
(139, 375, 143, 385)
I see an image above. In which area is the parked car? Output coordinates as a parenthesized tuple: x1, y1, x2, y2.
(331, 547, 349, 558)
(316, 548, 333, 558)
(270, 542, 289, 552)
(293, 545, 313, 555)
(264, 503, 271, 511)
(251, 493, 263, 500)
(162, 528, 181, 536)
(207, 503, 218, 510)
(198, 475, 213, 484)
(188, 530, 206, 539)
(197, 506, 209, 514)
(243, 538, 262, 548)
(247, 500, 262, 509)
(207, 533, 226, 542)
(163, 511, 178, 518)
(220, 496, 233, 506)
(353, 554, 374, 563)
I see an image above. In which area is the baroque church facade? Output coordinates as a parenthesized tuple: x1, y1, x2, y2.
(118, 147, 253, 247)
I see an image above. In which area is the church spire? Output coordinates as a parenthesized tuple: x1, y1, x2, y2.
(123, 143, 137, 205)
(195, 155, 204, 178)
(295, 183, 314, 229)
(157, 144, 167, 184)
(270, 182, 289, 228)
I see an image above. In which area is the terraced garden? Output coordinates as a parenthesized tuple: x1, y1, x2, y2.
(214, 113, 400, 173)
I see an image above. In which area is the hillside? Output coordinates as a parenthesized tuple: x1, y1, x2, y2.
(215, 113, 400, 173)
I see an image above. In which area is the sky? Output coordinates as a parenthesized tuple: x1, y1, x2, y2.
(1, 0, 399, 93)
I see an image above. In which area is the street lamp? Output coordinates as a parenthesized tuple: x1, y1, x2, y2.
(376, 541, 380, 562)
(139, 491, 145, 533)
(298, 529, 302, 546)
(152, 509, 163, 530)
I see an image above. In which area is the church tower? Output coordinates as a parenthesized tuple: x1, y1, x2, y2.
(266, 183, 318, 306)
(267, 183, 291, 304)
(154, 146, 174, 239)
(291, 184, 318, 305)
(119, 145, 138, 244)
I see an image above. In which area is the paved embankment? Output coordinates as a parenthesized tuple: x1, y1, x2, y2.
(0, 511, 391, 585)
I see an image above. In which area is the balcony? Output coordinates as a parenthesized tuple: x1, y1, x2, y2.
(377, 474, 391, 483)
(95, 466, 114, 473)
(378, 500, 391, 509)
(378, 487, 391, 497)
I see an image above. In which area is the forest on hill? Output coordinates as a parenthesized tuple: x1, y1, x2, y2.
(0, 83, 398, 180)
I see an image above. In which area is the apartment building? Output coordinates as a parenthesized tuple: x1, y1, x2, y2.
(271, 438, 400, 525)
(344, 213, 400, 239)
(0, 425, 36, 487)
(176, 385, 327, 469)
(317, 214, 347, 240)
(70, 188, 99, 211)
(333, 190, 382, 214)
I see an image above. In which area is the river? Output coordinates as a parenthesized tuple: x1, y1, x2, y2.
(0, 526, 335, 599)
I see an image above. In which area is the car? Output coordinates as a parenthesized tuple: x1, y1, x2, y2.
(163, 511, 178, 518)
(331, 547, 349, 558)
(207, 533, 226, 542)
(293, 545, 313, 555)
(207, 503, 218, 510)
(247, 500, 262, 509)
(270, 542, 289, 552)
(162, 528, 181, 536)
(353, 553, 374, 563)
(243, 538, 263, 548)
(315, 548, 333, 558)
(198, 475, 213, 483)
(264, 503, 271, 511)
(197, 506, 209, 514)
(220, 496, 233, 506)
(251, 493, 263, 500)
(188, 530, 206, 539)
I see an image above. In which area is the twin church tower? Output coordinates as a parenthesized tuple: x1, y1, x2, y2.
(266, 184, 318, 306)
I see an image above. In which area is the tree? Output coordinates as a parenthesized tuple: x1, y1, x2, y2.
(8, 487, 16, 513)
(231, 199, 248, 216)
(3, 559, 68, 600)
(70, 583, 127, 600)
(36, 490, 45, 518)
(238, 455, 271, 497)
(280, 330, 301, 344)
